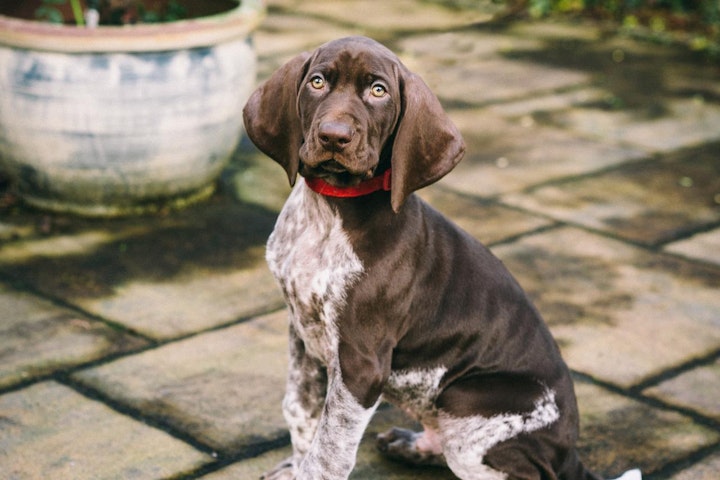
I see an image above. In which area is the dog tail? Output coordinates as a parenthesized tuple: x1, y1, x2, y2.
(610, 469, 642, 480)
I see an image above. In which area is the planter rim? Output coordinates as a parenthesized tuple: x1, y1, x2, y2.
(0, 0, 264, 53)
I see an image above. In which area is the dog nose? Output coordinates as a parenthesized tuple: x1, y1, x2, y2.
(318, 121, 354, 151)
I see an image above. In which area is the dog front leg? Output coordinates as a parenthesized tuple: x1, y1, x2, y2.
(295, 363, 380, 480)
(284, 325, 329, 463)
(262, 326, 328, 480)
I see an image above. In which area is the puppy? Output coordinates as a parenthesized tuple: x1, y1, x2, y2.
(243, 36, 641, 480)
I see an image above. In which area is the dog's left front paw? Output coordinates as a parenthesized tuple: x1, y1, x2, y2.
(376, 427, 447, 467)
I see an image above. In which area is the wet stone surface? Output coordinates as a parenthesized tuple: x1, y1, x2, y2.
(1, 0, 719, 479)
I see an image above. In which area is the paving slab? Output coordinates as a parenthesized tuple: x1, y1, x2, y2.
(73, 256, 282, 339)
(72, 309, 289, 455)
(0, 381, 210, 479)
(277, 0, 489, 33)
(644, 358, 720, 421)
(492, 227, 720, 388)
(485, 87, 610, 119)
(0, 203, 284, 340)
(396, 30, 545, 70)
(417, 187, 554, 245)
(507, 20, 606, 43)
(422, 57, 591, 107)
(501, 146, 720, 246)
(671, 450, 720, 480)
(440, 109, 647, 197)
(225, 140, 293, 213)
(573, 380, 720, 476)
(549, 98, 720, 152)
(665, 228, 720, 267)
(0, 285, 146, 389)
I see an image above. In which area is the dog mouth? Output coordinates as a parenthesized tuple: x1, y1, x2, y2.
(303, 158, 375, 187)
(318, 159, 349, 174)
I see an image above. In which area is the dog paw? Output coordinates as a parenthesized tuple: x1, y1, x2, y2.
(259, 457, 295, 480)
(376, 427, 447, 467)
(611, 469, 642, 480)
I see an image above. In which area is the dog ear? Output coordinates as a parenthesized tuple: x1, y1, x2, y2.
(243, 52, 311, 186)
(390, 71, 465, 212)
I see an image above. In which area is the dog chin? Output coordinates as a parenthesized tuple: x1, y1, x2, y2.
(300, 162, 374, 187)
(303, 170, 366, 187)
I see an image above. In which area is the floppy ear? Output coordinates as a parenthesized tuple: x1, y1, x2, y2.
(243, 52, 311, 186)
(390, 71, 465, 212)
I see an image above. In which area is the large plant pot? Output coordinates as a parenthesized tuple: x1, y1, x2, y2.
(0, 0, 264, 216)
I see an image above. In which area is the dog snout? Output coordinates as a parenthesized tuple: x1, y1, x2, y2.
(318, 121, 355, 152)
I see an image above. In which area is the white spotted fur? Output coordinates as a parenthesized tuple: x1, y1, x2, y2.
(267, 181, 363, 364)
(266, 181, 376, 479)
(439, 389, 560, 480)
(384, 366, 447, 425)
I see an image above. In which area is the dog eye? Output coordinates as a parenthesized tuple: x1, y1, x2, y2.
(310, 75, 325, 89)
(371, 83, 387, 97)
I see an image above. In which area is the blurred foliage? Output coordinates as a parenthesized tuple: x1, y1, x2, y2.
(34, 0, 188, 26)
(503, 0, 719, 54)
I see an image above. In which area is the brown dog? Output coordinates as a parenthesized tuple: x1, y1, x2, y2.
(243, 36, 641, 480)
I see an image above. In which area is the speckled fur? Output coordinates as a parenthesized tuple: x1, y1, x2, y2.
(265, 182, 376, 479)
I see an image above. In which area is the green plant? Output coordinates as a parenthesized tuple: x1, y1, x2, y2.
(34, 0, 188, 26)
(523, 0, 719, 53)
(36, 0, 85, 25)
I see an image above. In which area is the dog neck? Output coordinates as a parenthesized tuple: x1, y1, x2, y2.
(305, 169, 392, 198)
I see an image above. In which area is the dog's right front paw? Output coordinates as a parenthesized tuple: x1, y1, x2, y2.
(260, 457, 295, 480)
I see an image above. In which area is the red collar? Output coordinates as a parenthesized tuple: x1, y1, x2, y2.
(305, 169, 391, 198)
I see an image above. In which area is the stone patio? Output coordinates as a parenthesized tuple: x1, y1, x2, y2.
(1, 1, 719, 479)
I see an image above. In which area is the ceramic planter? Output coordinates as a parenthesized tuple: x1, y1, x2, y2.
(0, 0, 264, 216)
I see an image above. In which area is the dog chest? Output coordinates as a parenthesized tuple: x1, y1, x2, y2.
(266, 183, 364, 362)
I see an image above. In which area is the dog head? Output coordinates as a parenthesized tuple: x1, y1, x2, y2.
(243, 36, 465, 212)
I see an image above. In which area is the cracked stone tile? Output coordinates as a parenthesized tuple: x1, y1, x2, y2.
(0, 285, 147, 389)
(0, 381, 210, 479)
(440, 110, 646, 197)
(72, 310, 289, 455)
(501, 147, 720, 246)
(644, 358, 720, 421)
(492, 227, 720, 387)
(665, 228, 720, 267)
